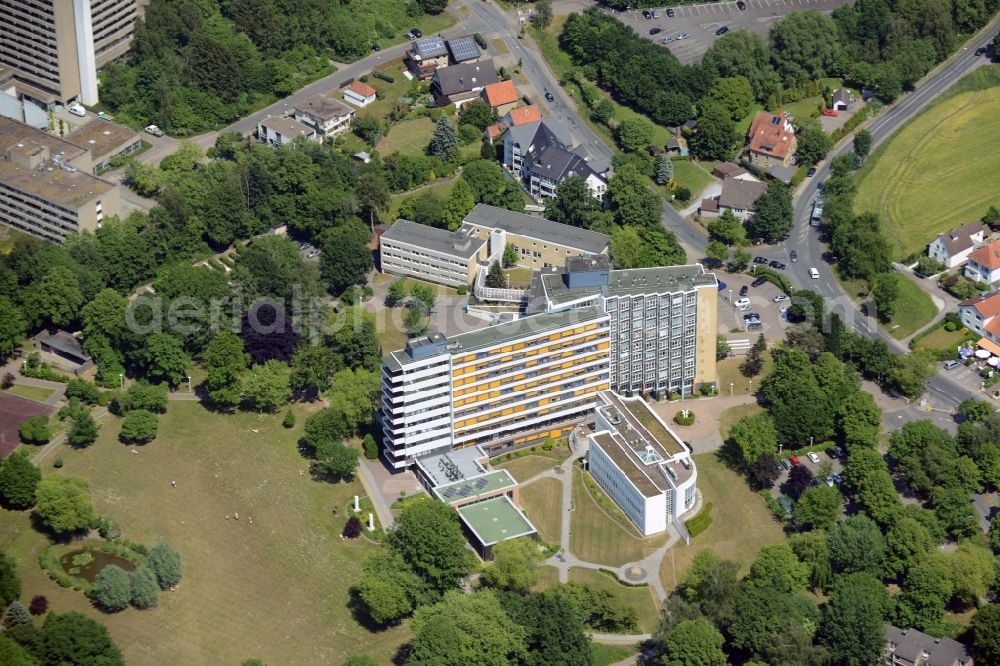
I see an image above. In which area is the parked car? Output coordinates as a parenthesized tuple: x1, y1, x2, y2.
(68, 103, 86, 117)
(307, 248, 322, 258)
(769, 260, 786, 270)
(676, 32, 690, 39)
(737, 0, 746, 8)
(827, 446, 845, 459)
(789, 456, 801, 466)
(790, 250, 798, 262)
(666, 7, 675, 16)
(753, 256, 768, 264)
(822, 108, 839, 117)
(734, 298, 751, 309)
(144, 124, 164, 137)
(807, 166, 817, 177)
(779, 459, 792, 471)
(832, 473, 843, 486)
(747, 321, 762, 331)
(661, 36, 675, 43)
(642, 10, 652, 18)
(372, 44, 381, 52)
(772, 294, 789, 303)
(298, 242, 310, 252)
(544, 91, 556, 102)
(717, 280, 727, 291)
(715, 26, 729, 36)
(751, 277, 767, 287)
(807, 452, 820, 464)
(943, 359, 961, 370)
(825, 476, 835, 487)
(405, 31, 417, 40)
(743, 313, 760, 322)
(411, 28, 423, 38)
(809, 268, 820, 279)
(650, 27, 663, 35)
(739, 285, 749, 297)
(652, 10, 660, 18)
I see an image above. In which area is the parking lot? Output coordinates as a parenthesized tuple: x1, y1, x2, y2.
(610, 0, 853, 64)
(717, 268, 792, 344)
(770, 448, 845, 499)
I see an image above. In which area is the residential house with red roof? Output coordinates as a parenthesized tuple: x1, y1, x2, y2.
(959, 291, 1000, 344)
(745, 111, 797, 169)
(343, 81, 376, 108)
(481, 80, 519, 115)
(965, 239, 1000, 284)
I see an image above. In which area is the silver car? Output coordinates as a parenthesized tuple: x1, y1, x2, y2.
(676, 33, 690, 40)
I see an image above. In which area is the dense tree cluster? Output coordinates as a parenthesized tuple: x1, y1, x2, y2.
(101, 0, 448, 132)
(560, 3, 992, 159)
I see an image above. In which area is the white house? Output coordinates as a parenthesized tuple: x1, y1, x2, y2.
(965, 239, 1000, 284)
(343, 81, 376, 108)
(959, 291, 1000, 339)
(292, 94, 354, 139)
(586, 391, 697, 537)
(256, 117, 318, 146)
(928, 221, 989, 269)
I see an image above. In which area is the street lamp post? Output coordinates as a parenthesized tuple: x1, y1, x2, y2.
(187, 375, 192, 393)
(118, 373, 123, 389)
(729, 382, 734, 397)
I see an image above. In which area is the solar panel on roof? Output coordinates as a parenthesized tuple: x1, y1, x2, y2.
(476, 479, 487, 488)
(771, 116, 781, 125)
(448, 38, 481, 63)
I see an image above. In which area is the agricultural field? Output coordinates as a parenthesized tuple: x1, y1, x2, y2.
(0, 402, 403, 665)
(854, 67, 1000, 258)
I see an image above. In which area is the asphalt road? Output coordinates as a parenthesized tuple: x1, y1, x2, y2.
(778, 16, 1000, 411)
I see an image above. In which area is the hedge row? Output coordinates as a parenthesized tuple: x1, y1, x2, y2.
(685, 502, 713, 538)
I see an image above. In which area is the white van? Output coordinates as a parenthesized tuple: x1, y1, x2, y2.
(809, 268, 820, 279)
(68, 103, 86, 117)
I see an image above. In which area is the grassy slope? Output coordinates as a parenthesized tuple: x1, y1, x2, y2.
(886, 277, 938, 340)
(519, 478, 563, 544)
(0, 402, 405, 665)
(853, 66, 1000, 258)
(659, 453, 786, 592)
(569, 568, 661, 634)
(377, 117, 436, 156)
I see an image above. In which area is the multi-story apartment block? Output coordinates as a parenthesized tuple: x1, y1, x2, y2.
(503, 116, 609, 201)
(588, 391, 697, 536)
(0, 115, 121, 242)
(381, 308, 612, 469)
(256, 116, 319, 147)
(378, 204, 610, 287)
(0, 0, 145, 106)
(530, 256, 718, 397)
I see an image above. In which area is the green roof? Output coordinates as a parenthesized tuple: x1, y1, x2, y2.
(458, 496, 537, 547)
(433, 470, 517, 503)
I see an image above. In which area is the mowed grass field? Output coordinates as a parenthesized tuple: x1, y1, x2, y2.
(0, 402, 406, 665)
(659, 453, 785, 592)
(377, 117, 436, 156)
(854, 66, 1000, 258)
(519, 478, 563, 544)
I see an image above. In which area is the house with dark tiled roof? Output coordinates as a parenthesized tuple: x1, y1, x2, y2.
(965, 238, 1000, 284)
(698, 177, 767, 221)
(432, 60, 498, 107)
(746, 111, 797, 169)
(831, 88, 853, 111)
(884, 625, 972, 666)
(503, 117, 609, 201)
(928, 221, 990, 269)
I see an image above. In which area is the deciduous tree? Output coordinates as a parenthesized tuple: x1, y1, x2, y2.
(35, 476, 96, 534)
(663, 618, 727, 666)
(0, 450, 41, 509)
(93, 565, 132, 612)
(147, 542, 182, 589)
(386, 500, 476, 594)
(409, 590, 527, 666)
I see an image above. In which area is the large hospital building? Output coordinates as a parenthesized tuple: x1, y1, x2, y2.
(380, 256, 717, 469)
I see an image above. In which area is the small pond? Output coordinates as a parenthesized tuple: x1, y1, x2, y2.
(58, 548, 136, 583)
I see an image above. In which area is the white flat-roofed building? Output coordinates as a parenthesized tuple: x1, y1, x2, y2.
(257, 116, 319, 146)
(378, 219, 489, 287)
(381, 307, 611, 469)
(587, 391, 697, 536)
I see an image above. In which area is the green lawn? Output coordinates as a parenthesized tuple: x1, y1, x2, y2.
(736, 103, 765, 138)
(716, 350, 773, 397)
(494, 450, 569, 482)
(571, 469, 668, 567)
(519, 478, 563, 544)
(377, 117, 436, 156)
(3, 384, 55, 403)
(885, 277, 938, 340)
(671, 159, 715, 199)
(853, 66, 1000, 258)
(533, 564, 561, 591)
(569, 568, 661, 634)
(362, 64, 422, 120)
(592, 643, 635, 666)
(915, 324, 976, 352)
(0, 401, 406, 665)
(718, 403, 765, 441)
(659, 453, 786, 592)
(504, 267, 534, 289)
